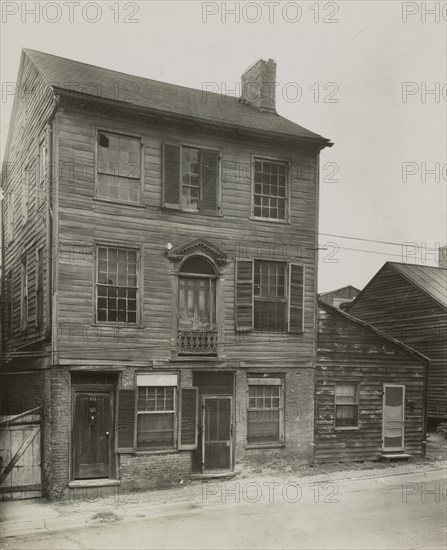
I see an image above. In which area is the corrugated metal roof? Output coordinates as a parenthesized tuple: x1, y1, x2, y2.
(23, 49, 331, 145)
(389, 263, 447, 308)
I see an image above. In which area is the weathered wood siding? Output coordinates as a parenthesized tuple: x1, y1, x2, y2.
(348, 265, 447, 419)
(315, 306, 426, 462)
(1, 53, 54, 362)
(54, 107, 319, 367)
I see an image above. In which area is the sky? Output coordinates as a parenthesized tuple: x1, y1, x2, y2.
(1, 0, 446, 292)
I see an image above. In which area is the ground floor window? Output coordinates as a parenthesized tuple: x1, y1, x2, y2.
(247, 378, 284, 445)
(137, 385, 176, 450)
(335, 382, 359, 427)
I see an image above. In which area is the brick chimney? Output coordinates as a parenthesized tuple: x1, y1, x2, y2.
(439, 246, 447, 269)
(240, 59, 277, 113)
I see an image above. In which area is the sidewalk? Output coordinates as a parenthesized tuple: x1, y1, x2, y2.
(1, 459, 445, 540)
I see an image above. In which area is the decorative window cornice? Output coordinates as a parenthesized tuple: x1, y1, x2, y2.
(166, 238, 229, 265)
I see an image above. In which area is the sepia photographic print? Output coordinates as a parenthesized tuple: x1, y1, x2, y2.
(0, 1, 446, 549)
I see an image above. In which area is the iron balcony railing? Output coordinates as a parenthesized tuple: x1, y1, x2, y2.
(177, 330, 218, 355)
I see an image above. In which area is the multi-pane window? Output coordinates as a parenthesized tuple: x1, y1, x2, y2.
(247, 382, 283, 444)
(97, 131, 141, 203)
(182, 147, 200, 210)
(96, 246, 138, 323)
(254, 261, 287, 331)
(36, 247, 44, 328)
(20, 255, 28, 331)
(335, 383, 359, 427)
(37, 138, 46, 209)
(253, 159, 287, 220)
(137, 387, 176, 450)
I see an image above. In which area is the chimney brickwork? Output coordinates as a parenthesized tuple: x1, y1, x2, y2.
(240, 59, 277, 113)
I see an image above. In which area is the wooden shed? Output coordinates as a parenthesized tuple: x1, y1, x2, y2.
(315, 302, 429, 463)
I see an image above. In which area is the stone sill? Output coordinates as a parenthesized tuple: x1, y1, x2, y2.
(69, 479, 120, 488)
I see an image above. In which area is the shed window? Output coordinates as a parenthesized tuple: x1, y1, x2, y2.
(335, 383, 359, 427)
(97, 131, 141, 203)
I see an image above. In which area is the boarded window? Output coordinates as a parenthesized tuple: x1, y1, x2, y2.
(137, 387, 176, 450)
(97, 131, 141, 203)
(335, 383, 359, 427)
(96, 246, 138, 324)
(178, 387, 199, 450)
(163, 143, 219, 214)
(253, 159, 287, 220)
(254, 261, 287, 332)
(247, 381, 284, 444)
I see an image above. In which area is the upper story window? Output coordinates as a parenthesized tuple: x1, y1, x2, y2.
(178, 256, 217, 355)
(253, 158, 288, 221)
(36, 247, 44, 328)
(254, 260, 287, 331)
(20, 254, 28, 331)
(97, 131, 141, 204)
(5, 191, 14, 244)
(235, 260, 305, 334)
(163, 143, 220, 215)
(22, 164, 32, 224)
(96, 245, 138, 324)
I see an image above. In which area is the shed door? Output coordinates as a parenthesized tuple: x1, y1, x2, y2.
(382, 385, 405, 451)
(73, 392, 112, 479)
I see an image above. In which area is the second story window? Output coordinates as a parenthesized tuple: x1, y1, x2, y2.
(5, 191, 14, 244)
(253, 158, 288, 221)
(36, 247, 44, 328)
(163, 144, 220, 215)
(97, 131, 141, 204)
(96, 246, 138, 324)
(254, 260, 287, 331)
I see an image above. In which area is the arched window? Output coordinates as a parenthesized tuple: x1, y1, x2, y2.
(178, 256, 217, 332)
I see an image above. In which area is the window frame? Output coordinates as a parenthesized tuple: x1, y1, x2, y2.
(251, 156, 290, 223)
(20, 253, 28, 331)
(22, 163, 31, 224)
(35, 245, 44, 328)
(136, 386, 177, 452)
(253, 260, 288, 332)
(95, 128, 144, 206)
(247, 377, 285, 447)
(37, 136, 47, 211)
(94, 242, 142, 326)
(334, 382, 359, 429)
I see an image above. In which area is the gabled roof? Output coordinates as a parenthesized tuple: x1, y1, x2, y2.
(348, 262, 447, 312)
(22, 49, 332, 147)
(318, 301, 430, 364)
(388, 263, 447, 308)
(319, 285, 360, 297)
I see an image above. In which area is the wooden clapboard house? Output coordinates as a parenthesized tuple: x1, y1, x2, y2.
(347, 262, 447, 427)
(1, 50, 332, 498)
(316, 302, 428, 462)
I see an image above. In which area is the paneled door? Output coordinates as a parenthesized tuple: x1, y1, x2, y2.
(382, 385, 405, 451)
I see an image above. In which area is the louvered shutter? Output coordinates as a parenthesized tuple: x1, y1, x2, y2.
(200, 150, 219, 215)
(288, 264, 305, 333)
(163, 143, 181, 208)
(178, 387, 199, 450)
(116, 388, 136, 452)
(235, 260, 254, 331)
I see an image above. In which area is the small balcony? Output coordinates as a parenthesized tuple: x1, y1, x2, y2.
(177, 330, 218, 356)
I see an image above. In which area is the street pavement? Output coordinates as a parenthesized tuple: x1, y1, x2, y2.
(0, 467, 446, 549)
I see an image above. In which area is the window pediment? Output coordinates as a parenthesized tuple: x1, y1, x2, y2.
(166, 239, 229, 266)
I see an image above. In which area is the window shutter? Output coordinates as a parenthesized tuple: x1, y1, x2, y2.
(288, 264, 305, 333)
(178, 387, 199, 450)
(116, 388, 136, 452)
(235, 260, 254, 331)
(200, 150, 219, 215)
(162, 143, 181, 208)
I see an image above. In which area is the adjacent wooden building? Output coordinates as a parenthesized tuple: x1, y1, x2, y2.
(1, 50, 332, 498)
(347, 262, 447, 426)
(315, 302, 428, 463)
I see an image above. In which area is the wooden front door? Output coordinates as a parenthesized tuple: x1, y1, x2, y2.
(73, 392, 112, 479)
(202, 397, 233, 472)
(382, 385, 405, 451)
